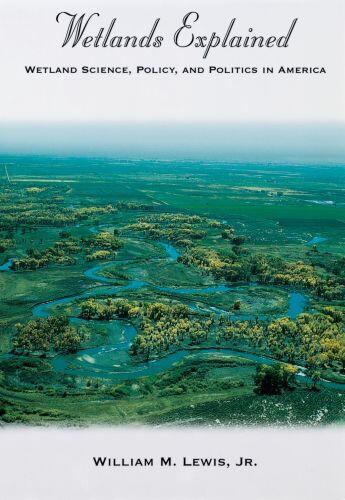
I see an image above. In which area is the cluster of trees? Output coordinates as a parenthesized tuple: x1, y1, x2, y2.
(179, 245, 345, 302)
(126, 213, 223, 247)
(329, 256, 345, 279)
(0, 204, 118, 229)
(179, 246, 250, 282)
(0, 184, 122, 230)
(0, 187, 69, 228)
(25, 187, 46, 194)
(221, 228, 235, 239)
(80, 298, 140, 320)
(0, 208, 74, 229)
(78, 294, 344, 374)
(308, 252, 345, 278)
(148, 227, 206, 246)
(265, 257, 344, 300)
(179, 247, 283, 284)
(132, 315, 213, 360)
(13, 315, 83, 354)
(315, 280, 345, 301)
(0, 201, 59, 215)
(82, 232, 122, 250)
(9, 229, 124, 270)
(0, 238, 13, 253)
(272, 261, 319, 288)
(221, 227, 247, 247)
(86, 250, 112, 262)
(116, 201, 152, 211)
(218, 308, 345, 374)
(80, 297, 191, 323)
(73, 205, 118, 220)
(254, 363, 297, 395)
(135, 213, 204, 225)
(248, 253, 344, 300)
(79, 297, 214, 360)
(82, 232, 123, 261)
(10, 239, 81, 270)
(136, 301, 214, 358)
(127, 221, 206, 247)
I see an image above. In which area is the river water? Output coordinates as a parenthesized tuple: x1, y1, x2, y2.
(0, 258, 14, 271)
(2, 237, 344, 390)
(31, 241, 310, 383)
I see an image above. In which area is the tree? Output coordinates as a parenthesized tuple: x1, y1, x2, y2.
(306, 368, 321, 391)
(233, 299, 241, 311)
(232, 235, 246, 246)
(221, 228, 234, 239)
(254, 363, 297, 395)
(13, 315, 81, 354)
(80, 299, 102, 319)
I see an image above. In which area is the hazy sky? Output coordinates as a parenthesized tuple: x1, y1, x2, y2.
(1, 122, 345, 163)
(0, 0, 344, 160)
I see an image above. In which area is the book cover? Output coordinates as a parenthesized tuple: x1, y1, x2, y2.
(0, 1, 344, 499)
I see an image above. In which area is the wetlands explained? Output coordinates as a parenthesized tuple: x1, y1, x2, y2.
(56, 11, 298, 58)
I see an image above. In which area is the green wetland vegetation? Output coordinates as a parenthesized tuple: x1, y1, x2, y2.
(0, 157, 344, 426)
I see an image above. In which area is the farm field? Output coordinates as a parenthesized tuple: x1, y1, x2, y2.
(0, 156, 344, 426)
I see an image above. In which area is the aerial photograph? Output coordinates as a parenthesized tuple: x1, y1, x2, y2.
(0, 125, 344, 427)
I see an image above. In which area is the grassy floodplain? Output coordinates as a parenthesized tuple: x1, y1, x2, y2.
(0, 156, 344, 426)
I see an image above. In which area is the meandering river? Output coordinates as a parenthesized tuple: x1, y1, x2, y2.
(2, 234, 344, 390)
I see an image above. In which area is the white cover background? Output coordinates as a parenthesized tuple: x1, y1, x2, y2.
(0, 1, 344, 499)
(1, 0, 345, 122)
(0, 427, 344, 500)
